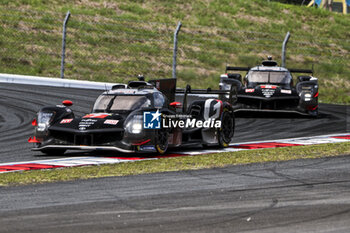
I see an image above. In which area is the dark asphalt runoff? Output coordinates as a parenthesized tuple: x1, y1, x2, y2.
(0, 83, 349, 163)
(1, 155, 350, 232)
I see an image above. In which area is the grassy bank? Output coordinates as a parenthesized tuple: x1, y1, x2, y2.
(1, 142, 349, 186)
(0, 0, 349, 103)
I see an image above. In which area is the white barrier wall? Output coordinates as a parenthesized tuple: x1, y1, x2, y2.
(0, 73, 118, 90)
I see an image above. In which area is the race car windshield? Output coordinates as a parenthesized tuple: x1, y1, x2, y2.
(248, 71, 292, 86)
(93, 95, 151, 112)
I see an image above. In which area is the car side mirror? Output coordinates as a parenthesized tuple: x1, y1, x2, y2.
(62, 100, 73, 107)
(170, 102, 182, 108)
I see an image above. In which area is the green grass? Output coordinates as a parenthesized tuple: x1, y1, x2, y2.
(0, 0, 349, 103)
(1, 142, 350, 186)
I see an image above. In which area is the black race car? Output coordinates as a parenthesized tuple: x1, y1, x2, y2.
(219, 58, 319, 116)
(29, 78, 235, 155)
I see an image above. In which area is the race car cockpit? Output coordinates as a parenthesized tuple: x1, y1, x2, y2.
(246, 70, 293, 89)
(92, 94, 151, 113)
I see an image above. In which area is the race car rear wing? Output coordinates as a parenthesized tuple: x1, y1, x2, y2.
(225, 66, 251, 72)
(175, 88, 233, 95)
(176, 85, 237, 112)
(288, 68, 313, 75)
(226, 66, 313, 75)
(149, 78, 236, 112)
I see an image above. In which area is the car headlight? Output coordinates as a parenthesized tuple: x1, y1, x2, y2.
(304, 93, 312, 102)
(125, 115, 143, 134)
(37, 112, 54, 131)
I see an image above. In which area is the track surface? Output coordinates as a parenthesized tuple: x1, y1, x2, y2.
(1, 155, 350, 232)
(0, 83, 349, 163)
(0, 83, 350, 232)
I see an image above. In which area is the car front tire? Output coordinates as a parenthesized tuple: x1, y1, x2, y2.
(155, 129, 169, 154)
(218, 109, 234, 148)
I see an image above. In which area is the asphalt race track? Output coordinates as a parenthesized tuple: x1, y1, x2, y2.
(0, 83, 350, 232)
(0, 83, 349, 163)
(2, 156, 350, 232)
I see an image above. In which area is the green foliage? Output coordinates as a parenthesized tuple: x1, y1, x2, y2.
(119, 3, 150, 15)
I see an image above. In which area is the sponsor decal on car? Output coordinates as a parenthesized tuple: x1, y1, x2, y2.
(83, 113, 110, 119)
(115, 89, 137, 94)
(262, 88, 275, 98)
(245, 89, 255, 93)
(79, 118, 97, 130)
(260, 85, 277, 89)
(60, 119, 73, 124)
(56, 105, 66, 108)
(155, 81, 160, 89)
(104, 119, 119, 125)
(139, 145, 156, 152)
(281, 89, 292, 94)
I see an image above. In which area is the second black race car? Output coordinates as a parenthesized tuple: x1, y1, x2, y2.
(29, 78, 235, 155)
(219, 57, 319, 116)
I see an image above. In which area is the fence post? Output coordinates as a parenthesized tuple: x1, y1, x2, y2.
(60, 11, 71, 79)
(172, 21, 182, 79)
(282, 31, 290, 68)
